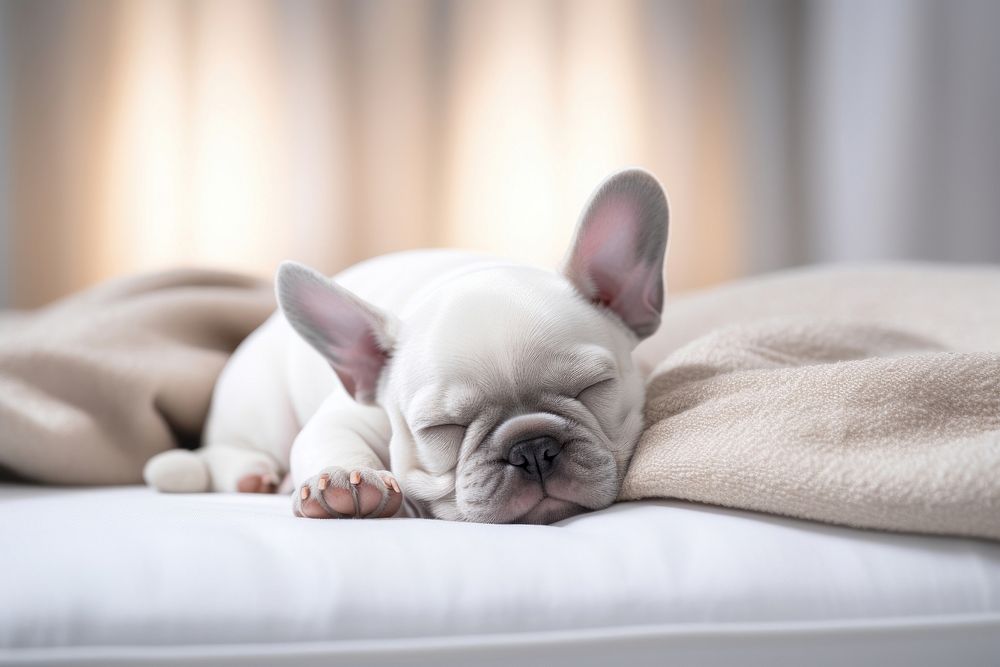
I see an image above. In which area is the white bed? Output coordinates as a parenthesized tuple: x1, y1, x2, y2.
(1, 484, 998, 666)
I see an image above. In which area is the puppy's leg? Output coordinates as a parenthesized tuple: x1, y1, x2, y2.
(144, 445, 283, 494)
(290, 395, 402, 519)
(144, 314, 296, 493)
(202, 444, 283, 493)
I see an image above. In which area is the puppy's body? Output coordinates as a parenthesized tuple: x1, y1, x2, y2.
(145, 170, 669, 524)
(201, 251, 487, 496)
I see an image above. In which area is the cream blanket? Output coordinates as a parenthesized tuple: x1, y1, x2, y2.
(0, 271, 273, 484)
(2, 264, 997, 539)
(623, 263, 1000, 540)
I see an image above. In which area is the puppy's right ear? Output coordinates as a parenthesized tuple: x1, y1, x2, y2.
(276, 262, 396, 405)
(562, 169, 669, 340)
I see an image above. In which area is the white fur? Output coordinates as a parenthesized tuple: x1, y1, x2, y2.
(144, 169, 669, 524)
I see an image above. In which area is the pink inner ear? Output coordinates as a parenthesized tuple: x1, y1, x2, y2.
(568, 194, 664, 338)
(575, 196, 641, 281)
(327, 328, 388, 404)
(282, 270, 390, 404)
(596, 261, 663, 338)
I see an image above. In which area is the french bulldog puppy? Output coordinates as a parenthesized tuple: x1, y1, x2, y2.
(144, 169, 668, 524)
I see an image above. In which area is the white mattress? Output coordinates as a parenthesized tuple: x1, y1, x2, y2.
(1, 484, 999, 666)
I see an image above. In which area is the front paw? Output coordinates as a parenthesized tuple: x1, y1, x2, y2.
(293, 467, 402, 519)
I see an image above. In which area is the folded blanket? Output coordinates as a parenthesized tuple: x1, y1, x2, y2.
(623, 263, 1000, 540)
(0, 271, 274, 484)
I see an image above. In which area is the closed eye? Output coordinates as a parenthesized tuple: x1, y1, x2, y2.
(418, 423, 467, 451)
(575, 377, 616, 399)
(412, 423, 468, 472)
(418, 423, 468, 434)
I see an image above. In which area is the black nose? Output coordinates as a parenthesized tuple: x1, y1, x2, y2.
(506, 435, 563, 479)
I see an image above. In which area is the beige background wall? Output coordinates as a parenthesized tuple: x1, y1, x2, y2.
(1, 0, 998, 308)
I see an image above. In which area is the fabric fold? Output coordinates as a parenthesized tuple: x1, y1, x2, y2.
(0, 270, 274, 484)
(623, 264, 1000, 540)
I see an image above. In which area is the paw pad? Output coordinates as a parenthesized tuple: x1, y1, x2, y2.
(293, 467, 402, 519)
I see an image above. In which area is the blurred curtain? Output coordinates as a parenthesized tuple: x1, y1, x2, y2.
(803, 0, 1000, 264)
(1, 0, 999, 308)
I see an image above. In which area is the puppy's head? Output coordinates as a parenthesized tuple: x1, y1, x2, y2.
(278, 169, 668, 523)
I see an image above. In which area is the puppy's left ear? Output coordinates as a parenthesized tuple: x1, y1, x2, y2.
(562, 169, 669, 339)
(276, 262, 397, 405)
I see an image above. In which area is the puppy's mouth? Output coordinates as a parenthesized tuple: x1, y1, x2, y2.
(513, 494, 585, 524)
(495, 460, 591, 524)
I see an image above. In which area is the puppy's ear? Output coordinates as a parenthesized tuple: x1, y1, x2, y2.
(562, 169, 669, 339)
(276, 262, 397, 405)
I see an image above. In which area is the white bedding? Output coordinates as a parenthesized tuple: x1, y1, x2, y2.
(2, 484, 999, 666)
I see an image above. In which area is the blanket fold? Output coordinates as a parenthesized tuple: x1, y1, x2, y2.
(623, 263, 1000, 540)
(0, 270, 274, 484)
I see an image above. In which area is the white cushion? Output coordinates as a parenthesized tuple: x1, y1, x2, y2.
(1, 485, 999, 665)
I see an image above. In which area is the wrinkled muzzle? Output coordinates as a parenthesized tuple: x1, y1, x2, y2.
(456, 412, 621, 524)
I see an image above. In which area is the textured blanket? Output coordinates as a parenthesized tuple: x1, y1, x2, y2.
(0, 271, 274, 484)
(624, 263, 1000, 540)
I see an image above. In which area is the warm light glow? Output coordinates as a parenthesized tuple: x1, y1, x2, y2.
(445, 2, 560, 266)
(99, 0, 185, 278)
(57, 0, 744, 302)
(445, 1, 653, 270)
(99, 0, 289, 282)
(189, 0, 286, 274)
(562, 0, 650, 230)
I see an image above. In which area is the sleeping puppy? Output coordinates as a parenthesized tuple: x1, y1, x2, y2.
(144, 169, 669, 524)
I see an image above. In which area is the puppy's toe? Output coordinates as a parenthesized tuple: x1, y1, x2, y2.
(318, 469, 356, 515)
(321, 486, 356, 516)
(352, 471, 385, 516)
(294, 485, 322, 518)
(237, 472, 279, 494)
(352, 469, 402, 518)
(379, 482, 403, 518)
